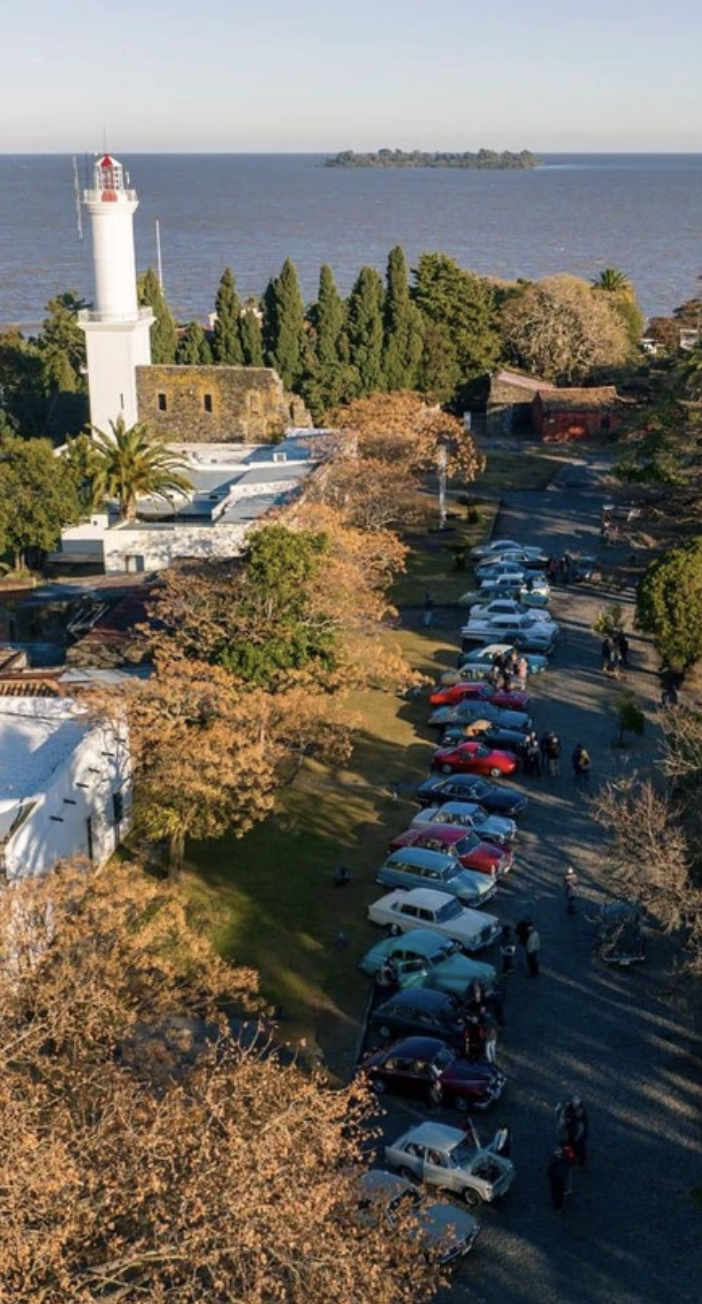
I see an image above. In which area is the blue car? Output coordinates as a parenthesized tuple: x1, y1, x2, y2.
(457, 643, 549, 676)
(359, 929, 497, 995)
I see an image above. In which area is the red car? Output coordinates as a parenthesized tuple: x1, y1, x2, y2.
(429, 681, 531, 711)
(389, 824, 512, 876)
(431, 739, 519, 779)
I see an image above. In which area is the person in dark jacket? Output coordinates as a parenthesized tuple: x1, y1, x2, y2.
(617, 630, 630, 668)
(547, 1149, 571, 1211)
(601, 636, 612, 671)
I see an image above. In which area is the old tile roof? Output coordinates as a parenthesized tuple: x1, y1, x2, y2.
(536, 386, 619, 412)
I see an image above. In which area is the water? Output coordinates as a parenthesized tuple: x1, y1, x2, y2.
(0, 153, 700, 328)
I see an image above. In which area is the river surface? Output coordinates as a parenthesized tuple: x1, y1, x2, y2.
(0, 153, 700, 327)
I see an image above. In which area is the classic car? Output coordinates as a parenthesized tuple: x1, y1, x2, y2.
(431, 740, 519, 779)
(377, 847, 498, 909)
(411, 801, 517, 846)
(368, 988, 466, 1046)
(388, 825, 512, 876)
(469, 598, 553, 625)
(367, 887, 501, 952)
(357, 1170, 480, 1266)
(359, 929, 497, 996)
(591, 901, 646, 965)
(429, 701, 531, 732)
(414, 774, 528, 818)
(456, 643, 549, 676)
(385, 1120, 516, 1207)
(360, 1036, 506, 1110)
(471, 539, 546, 561)
(429, 680, 531, 711)
(438, 719, 529, 754)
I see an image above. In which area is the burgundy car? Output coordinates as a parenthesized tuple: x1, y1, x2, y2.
(389, 825, 511, 876)
(431, 740, 519, 779)
(360, 1035, 506, 1110)
(429, 681, 531, 711)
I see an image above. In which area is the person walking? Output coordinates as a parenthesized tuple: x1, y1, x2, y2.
(515, 918, 532, 972)
(527, 731, 542, 777)
(423, 592, 434, 628)
(547, 1149, 571, 1212)
(571, 743, 591, 784)
(601, 636, 612, 671)
(570, 1096, 589, 1167)
(617, 630, 630, 669)
(526, 925, 541, 977)
(564, 866, 579, 916)
(481, 1010, 498, 1063)
(500, 924, 516, 975)
(492, 1123, 511, 1157)
(547, 731, 561, 776)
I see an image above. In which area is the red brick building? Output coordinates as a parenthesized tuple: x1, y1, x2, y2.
(532, 386, 622, 443)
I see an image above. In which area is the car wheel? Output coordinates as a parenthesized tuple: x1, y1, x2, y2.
(453, 1094, 472, 1113)
(490, 768, 503, 778)
(370, 1077, 386, 1095)
(378, 1024, 392, 1039)
(462, 1186, 481, 1208)
(441, 764, 454, 775)
(388, 924, 402, 937)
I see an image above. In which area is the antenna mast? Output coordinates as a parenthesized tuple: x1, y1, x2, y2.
(72, 156, 83, 239)
(155, 218, 164, 290)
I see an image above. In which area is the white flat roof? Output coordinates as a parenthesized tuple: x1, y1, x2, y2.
(0, 697, 87, 818)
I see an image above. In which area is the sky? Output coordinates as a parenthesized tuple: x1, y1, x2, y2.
(1, 0, 701, 153)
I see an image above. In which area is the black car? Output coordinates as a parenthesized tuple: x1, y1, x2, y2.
(592, 902, 646, 965)
(415, 774, 528, 818)
(440, 724, 529, 753)
(369, 989, 465, 1047)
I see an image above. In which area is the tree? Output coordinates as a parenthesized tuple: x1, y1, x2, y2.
(592, 267, 631, 292)
(63, 432, 106, 512)
(0, 329, 47, 433)
(38, 291, 88, 393)
(263, 258, 307, 390)
(636, 537, 702, 672)
(329, 391, 482, 481)
(614, 691, 645, 746)
(211, 266, 244, 364)
(501, 274, 631, 382)
(313, 263, 347, 365)
(176, 319, 213, 365)
(412, 253, 500, 400)
(592, 267, 645, 348)
(0, 436, 81, 568)
(240, 302, 265, 366)
(346, 266, 386, 395)
(0, 863, 439, 1304)
(137, 266, 178, 363)
(382, 245, 424, 390)
(89, 416, 192, 522)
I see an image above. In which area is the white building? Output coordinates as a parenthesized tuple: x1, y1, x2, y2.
(79, 153, 153, 434)
(0, 695, 131, 881)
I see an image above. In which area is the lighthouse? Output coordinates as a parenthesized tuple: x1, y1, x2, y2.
(79, 154, 154, 435)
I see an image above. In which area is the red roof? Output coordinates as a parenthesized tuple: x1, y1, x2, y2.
(100, 154, 113, 168)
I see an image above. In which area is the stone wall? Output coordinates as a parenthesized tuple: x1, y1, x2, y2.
(136, 365, 312, 443)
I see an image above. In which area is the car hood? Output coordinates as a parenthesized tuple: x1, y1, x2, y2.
(443, 1059, 501, 1086)
(434, 953, 496, 984)
(418, 1202, 479, 1248)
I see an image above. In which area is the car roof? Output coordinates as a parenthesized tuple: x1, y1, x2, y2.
(401, 1121, 466, 1148)
(396, 887, 461, 910)
(385, 847, 460, 871)
(380, 988, 455, 1013)
(433, 801, 482, 816)
(414, 825, 466, 845)
(387, 929, 453, 954)
(383, 1036, 452, 1057)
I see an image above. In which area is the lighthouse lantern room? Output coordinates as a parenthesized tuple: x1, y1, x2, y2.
(79, 153, 154, 436)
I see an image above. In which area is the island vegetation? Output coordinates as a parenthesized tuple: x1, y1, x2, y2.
(324, 147, 540, 169)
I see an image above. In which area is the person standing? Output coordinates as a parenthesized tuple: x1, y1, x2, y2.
(601, 636, 612, 671)
(563, 866, 579, 916)
(481, 1010, 498, 1063)
(547, 1149, 571, 1211)
(571, 743, 591, 784)
(515, 918, 532, 972)
(547, 731, 561, 777)
(500, 924, 516, 975)
(492, 1123, 511, 1157)
(423, 592, 434, 627)
(526, 925, 541, 977)
(516, 654, 529, 686)
(570, 1096, 589, 1167)
(617, 630, 630, 669)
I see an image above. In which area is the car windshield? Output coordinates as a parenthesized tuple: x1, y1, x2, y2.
(432, 1046, 455, 1072)
(451, 1141, 477, 1168)
(455, 834, 479, 854)
(436, 899, 463, 922)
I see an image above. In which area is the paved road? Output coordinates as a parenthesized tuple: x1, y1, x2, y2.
(377, 483, 702, 1304)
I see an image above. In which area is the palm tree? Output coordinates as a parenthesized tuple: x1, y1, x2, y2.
(592, 268, 631, 293)
(90, 416, 193, 521)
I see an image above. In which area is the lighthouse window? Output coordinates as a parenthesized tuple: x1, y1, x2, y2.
(203, 393, 213, 413)
(157, 393, 167, 412)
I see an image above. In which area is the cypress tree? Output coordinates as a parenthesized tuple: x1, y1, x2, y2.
(314, 264, 346, 365)
(176, 321, 213, 366)
(239, 302, 264, 366)
(212, 267, 243, 364)
(138, 267, 178, 364)
(346, 266, 385, 395)
(382, 245, 424, 390)
(263, 258, 307, 390)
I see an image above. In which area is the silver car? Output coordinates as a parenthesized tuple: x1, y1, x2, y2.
(357, 1170, 480, 1265)
(386, 1120, 515, 1208)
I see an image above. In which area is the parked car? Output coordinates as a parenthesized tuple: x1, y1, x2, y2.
(462, 612, 559, 642)
(476, 576, 551, 602)
(368, 988, 466, 1046)
(474, 561, 533, 584)
(415, 774, 528, 818)
(357, 1170, 480, 1266)
(481, 549, 548, 571)
(460, 623, 555, 655)
(411, 801, 517, 846)
(469, 599, 553, 625)
(590, 901, 646, 965)
(368, 887, 501, 952)
(471, 539, 546, 561)
(431, 740, 519, 779)
(389, 825, 512, 876)
(361, 1037, 506, 1112)
(439, 719, 529, 754)
(430, 701, 531, 733)
(429, 681, 531, 711)
(377, 847, 498, 909)
(385, 1120, 515, 1207)
(457, 643, 549, 676)
(359, 930, 497, 996)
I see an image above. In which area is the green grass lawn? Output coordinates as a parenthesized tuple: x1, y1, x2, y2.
(474, 450, 560, 494)
(389, 501, 499, 608)
(182, 627, 458, 1073)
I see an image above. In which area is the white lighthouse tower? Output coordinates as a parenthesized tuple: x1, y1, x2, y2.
(79, 154, 153, 435)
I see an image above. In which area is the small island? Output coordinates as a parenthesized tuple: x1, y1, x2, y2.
(324, 148, 541, 170)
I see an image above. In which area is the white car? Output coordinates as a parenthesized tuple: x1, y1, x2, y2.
(474, 560, 532, 583)
(469, 598, 553, 623)
(385, 1121, 516, 1207)
(411, 801, 517, 847)
(462, 613, 559, 641)
(368, 887, 501, 953)
(478, 575, 551, 598)
(471, 539, 545, 561)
